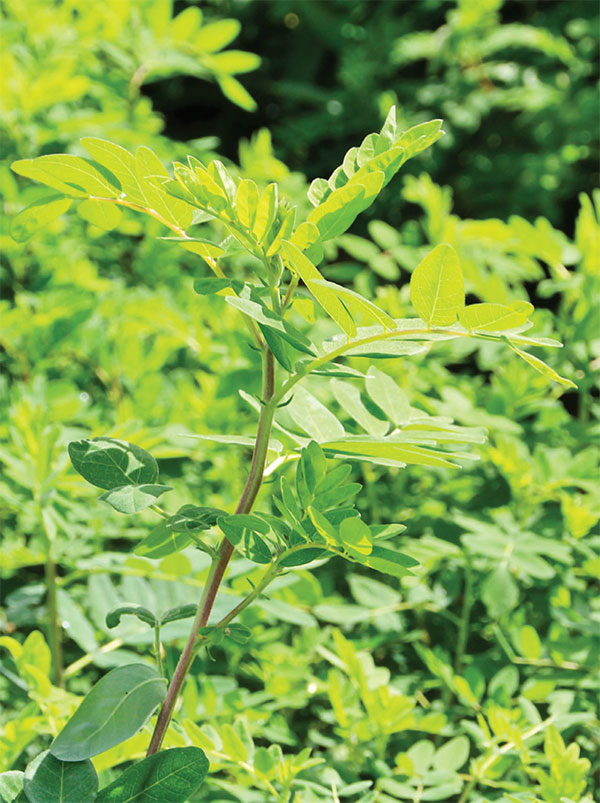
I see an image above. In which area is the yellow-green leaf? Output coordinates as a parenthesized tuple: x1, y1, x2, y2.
(252, 183, 278, 244)
(459, 301, 533, 332)
(410, 244, 464, 327)
(10, 196, 72, 242)
(77, 200, 121, 231)
(507, 343, 576, 388)
(236, 178, 259, 229)
(281, 241, 356, 337)
(217, 74, 257, 112)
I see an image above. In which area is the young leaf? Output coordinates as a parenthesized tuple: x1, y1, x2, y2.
(507, 343, 576, 388)
(68, 437, 159, 490)
(99, 483, 173, 514)
(458, 301, 533, 332)
(280, 241, 356, 336)
(95, 748, 208, 803)
(307, 171, 385, 241)
(10, 196, 72, 242)
(235, 178, 259, 228)
(51, 664, 166, 761)
(252, 183, 278, 244)
(105, 605, 157, 629)
(410, 244, 464, 327)
(23, 752, 98, 803)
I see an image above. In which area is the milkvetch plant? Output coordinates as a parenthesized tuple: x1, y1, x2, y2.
(8, 107, 575, 800)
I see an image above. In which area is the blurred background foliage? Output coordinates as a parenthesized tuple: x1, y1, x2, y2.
(1, 1, 599, 802)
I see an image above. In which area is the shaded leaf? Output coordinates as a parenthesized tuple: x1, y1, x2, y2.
(51, 665, 166, 761)
(95, 748, 208, 803)
(68, 438, 159, 491)
(24, 752, 98, 803)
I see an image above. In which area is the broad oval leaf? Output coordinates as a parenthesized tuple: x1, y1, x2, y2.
(167, 505, 226, 532)
(23, 752, 98, 803)
(68, 438, 159, 491)
(99, 483, 172, 514)
(410, 244, 464, 327)
(95, 747, 208, 803)
(51, 664, 166, 761)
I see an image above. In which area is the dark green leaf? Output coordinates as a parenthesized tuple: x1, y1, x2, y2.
(23, 752, 98, 803)
(68, 438, 159, 491)
(95, 748, 208, 803)
(106, 605, 157, 629)
(160, 604, 198, 625)
(134, 521, 193, 559)
(167, 505, 226, 532)
(51, 665, 166, 761)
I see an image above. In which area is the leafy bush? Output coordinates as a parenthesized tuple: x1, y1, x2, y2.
(1, 2, 598, 802)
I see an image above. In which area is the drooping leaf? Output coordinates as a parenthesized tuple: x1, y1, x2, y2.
(68, 438, 159, 491)
(507, 343, 576, 388)
(331, 379, 389, 437)
(51, 665, 166, 761)
(312, 280, 395, 329)
(365, 367, 411, 426)
(287, 386, 346, 442)
(160, 604, 199, 626)
(410, 244, 465, 327)
(10, 196, 72, 242)
(23, 752, 98, 803)
(167, 505, 226, 532)
(217, 74, 257, 111)
(280, 241, 356, 336)
(95, 748, 208, 803)
(134, 521, 194, 560)
(99, 483, 172, 514)
(105, 605, 157, 630)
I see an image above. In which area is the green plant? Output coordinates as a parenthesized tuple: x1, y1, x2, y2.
(4, 108, 578, 801)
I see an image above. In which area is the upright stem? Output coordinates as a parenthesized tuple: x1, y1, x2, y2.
(146, 349, 276, 756)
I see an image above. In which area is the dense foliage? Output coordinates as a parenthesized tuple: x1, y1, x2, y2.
(1, 2, 598, 802)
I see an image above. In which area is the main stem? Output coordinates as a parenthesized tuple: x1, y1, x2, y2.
(146, 349, 276, 756)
